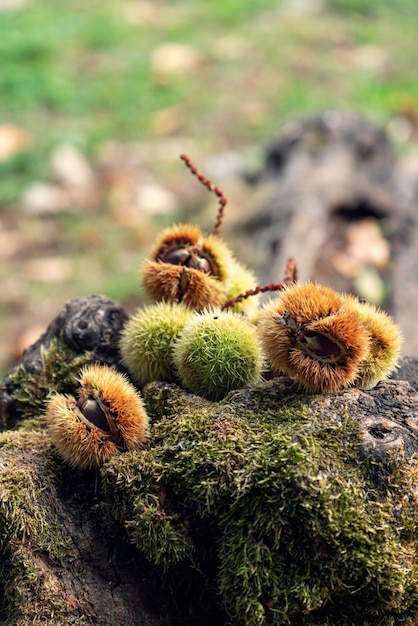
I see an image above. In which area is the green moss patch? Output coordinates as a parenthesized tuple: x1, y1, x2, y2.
(0, 431, 79, 624)
(4, 337, 94, 428)
(102, 379, 418, 625)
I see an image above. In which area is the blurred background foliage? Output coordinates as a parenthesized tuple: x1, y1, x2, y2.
(1, 0, 418, 375)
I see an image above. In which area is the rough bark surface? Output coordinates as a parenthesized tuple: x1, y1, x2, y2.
(0, 294, 129, 429)
(0, 432, 166, 626)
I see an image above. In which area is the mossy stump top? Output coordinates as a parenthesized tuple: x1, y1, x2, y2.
(1, 368, 418, 625)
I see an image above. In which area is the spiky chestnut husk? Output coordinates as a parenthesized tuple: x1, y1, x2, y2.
(141, 224, 230, 310)
(142, 261, 228, 310)
(225, 258, 259, 315)
(201, 235, 259, 315)
(145, 224, 230, 278)
(249, 297, 281, 326)
(172, 310, 264, 401)
(344, 296, 403, 389)
(257, 283, 371, 393)
(141, 223, 258, 312)
(45, 364, 148, 469)
(120, 302, 193, 385)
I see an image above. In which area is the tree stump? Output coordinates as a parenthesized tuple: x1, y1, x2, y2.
(1, 340, 418, 624)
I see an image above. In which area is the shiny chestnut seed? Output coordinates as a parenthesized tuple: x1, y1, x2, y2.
(162, 247, 191, 266)
(76, 395, 110, 433)
(161, 246, 214, 275)
(187, 252, 212, 273)
(300, 331, 343, 361)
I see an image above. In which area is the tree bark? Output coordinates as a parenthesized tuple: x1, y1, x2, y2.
(0, 295, 129, 430)
(0, 429, 170, 625)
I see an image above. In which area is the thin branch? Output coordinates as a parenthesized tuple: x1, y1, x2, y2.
(180, 154, 227, 236)
(222, 283, 286, 310)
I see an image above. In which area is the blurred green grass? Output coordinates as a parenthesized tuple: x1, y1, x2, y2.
(1, 0, 418, 150)
(1, 0, 418, 374)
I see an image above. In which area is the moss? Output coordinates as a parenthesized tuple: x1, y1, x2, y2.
(217, 439, 417, 625)
(125, 492, 195, 569)
(101, 380, 418, 626)
(0, 431, 85, 624)
(0, 432, 57, 548)
(4, 337, 94, 427)
(2, 360, 418, 625)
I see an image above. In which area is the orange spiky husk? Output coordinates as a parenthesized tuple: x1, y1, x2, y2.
(277, 282, 346, 322)
(79, 364, 149, 449)
(142, 262, 184, 303)
(45, 394, 121, 469)
(142, 262, 227, 310)
(148, 223, 241, 285)
(287, 312, 370, 391)
(257, 283, 371, 392)
(141, 223, 240, 309)
(149, 223, 203, 262)
(45, 365, 148, 469)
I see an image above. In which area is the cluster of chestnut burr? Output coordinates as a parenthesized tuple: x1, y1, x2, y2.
(45, 154, 402, 469)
